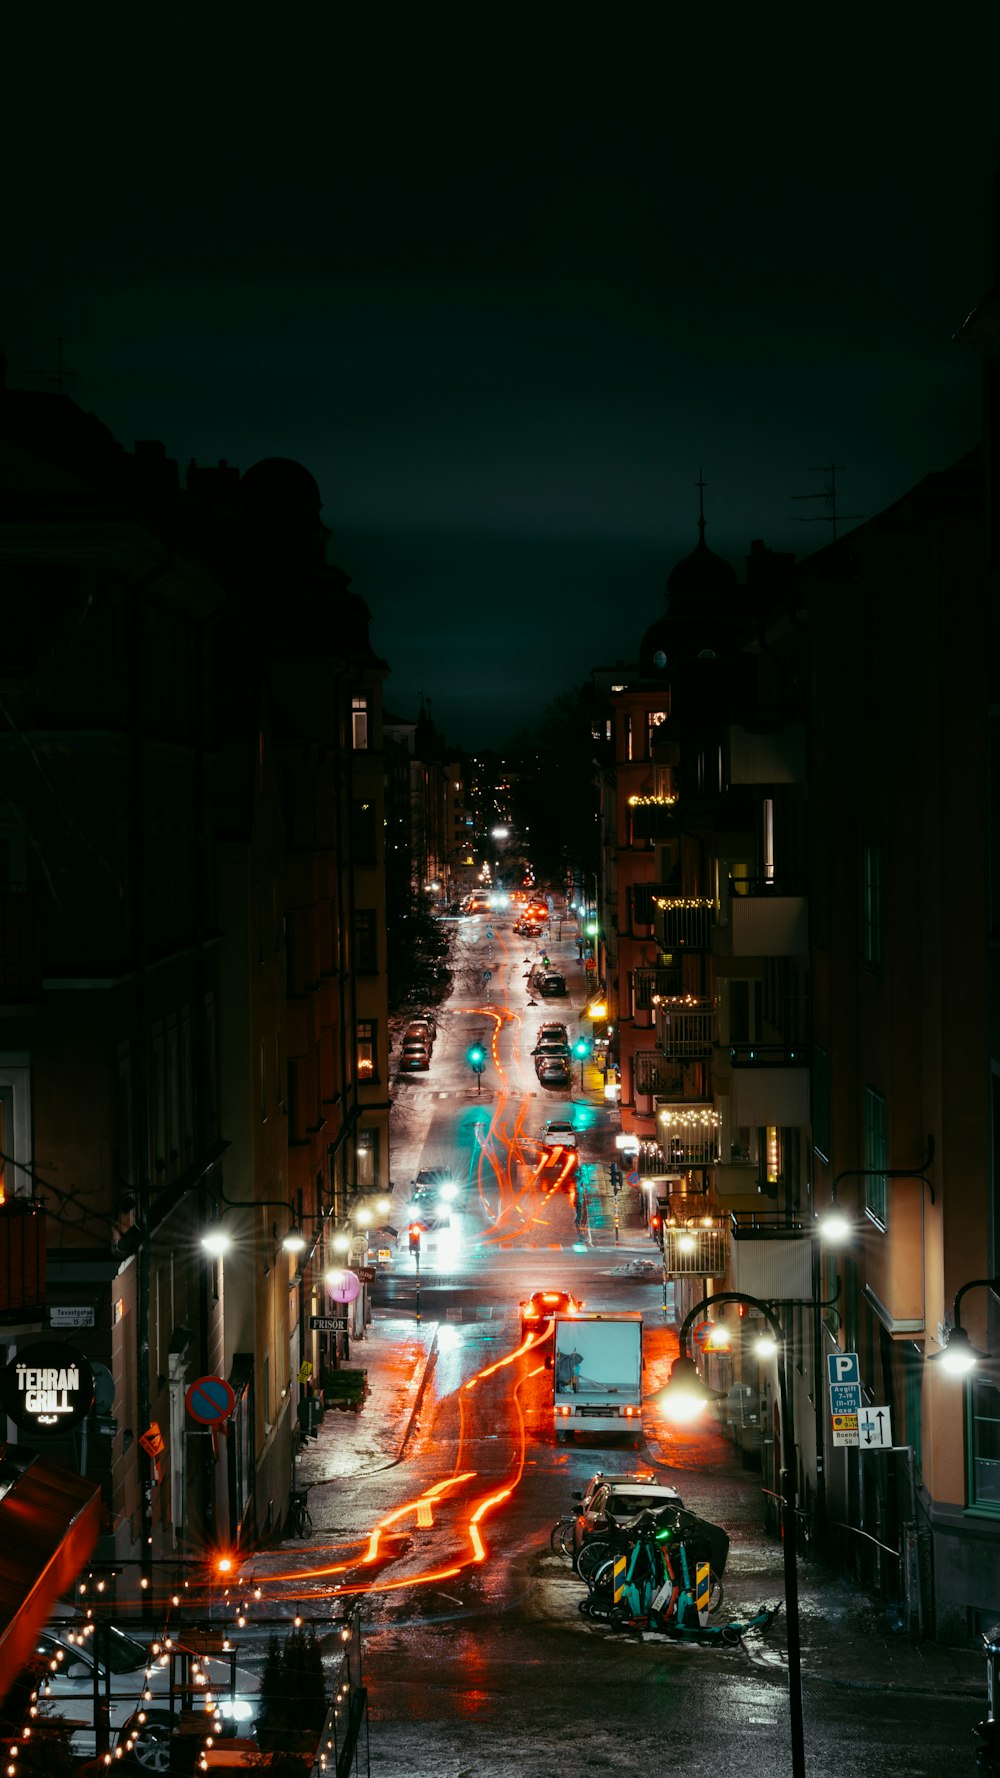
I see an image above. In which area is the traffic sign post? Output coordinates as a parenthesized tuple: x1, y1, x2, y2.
(185, 1375, 235, 1426)
(827, 1353, 862, 1448)
(858, 1405, 893, 1449)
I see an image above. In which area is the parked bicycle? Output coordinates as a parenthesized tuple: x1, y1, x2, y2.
(550, 1515, 575, 1558)
(289, 1487, 312, 1538)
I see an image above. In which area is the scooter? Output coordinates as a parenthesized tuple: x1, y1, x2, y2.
(581, 1512, 781, 1646)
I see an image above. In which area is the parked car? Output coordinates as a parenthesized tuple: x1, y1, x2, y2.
(542, 1118, 577, 1149)
(399, 1038, 430, 1071)
(520, 1288, 585, 1339)
(405, 1018, 435, 1049)
(570, 1477, 685, 1569)
(537, 1021, 569, 1045)
(537, 1055, 571, 1086)
(538, 973, 567, 996)
(533, 1039, 570, 1065)
(35, 1616, 259, 1767)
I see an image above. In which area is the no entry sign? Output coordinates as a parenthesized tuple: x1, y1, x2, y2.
(186, 1374, 235, 1424)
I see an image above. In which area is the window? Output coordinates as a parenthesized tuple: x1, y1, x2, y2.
(812, 1044, 831, 1162)
(354, 909, 377, 973)
(864, 1087, 887, 1227)
(623, 715, 633, 762)
(356, 1020, 378, 1082)
(352, 695, 370, 750)
(763, 798, 775, 883)
(351, 801, 377, 865)
(862, 842, 883, 968)
(647, 710, 669, 756)
(968, 1378, 1000, 1511)
(357, 1128, 378, 1191)
(259, 1037, 267, 1122)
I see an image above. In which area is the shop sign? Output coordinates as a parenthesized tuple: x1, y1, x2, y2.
(0, 1339, 95, 1434)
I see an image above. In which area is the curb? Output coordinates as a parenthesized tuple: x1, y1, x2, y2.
(395, 1325, 439, 1460)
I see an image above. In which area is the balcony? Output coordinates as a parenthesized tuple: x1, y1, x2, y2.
(713, 878, 808, 961)
(632, 966, 683, 1025)
(0, 1199, 46, 1319)
(727, 723, 805, 785)
(728, 1210, 813, 1299)
(655, 997, 715, 1059)
(653, 896, 714, 951)
(627, 796, 678, 845)
(0, 891, 42, 1003)
(663, 1223, 728, 1280)
(634, 1051, 684, 1098)
(728, 1044, 810, 1127)
(654, 1102, 721, 1167)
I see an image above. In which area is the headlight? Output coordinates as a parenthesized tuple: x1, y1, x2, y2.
(216, 1701, 254, 1722)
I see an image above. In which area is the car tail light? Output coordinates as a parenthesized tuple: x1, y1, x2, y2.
(558, 1405, 571, 1417)
(624, 1406, 636, 1417)
(524, 1308, 538, 1320)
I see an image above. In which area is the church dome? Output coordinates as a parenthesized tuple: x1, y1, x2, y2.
(240, 457, 323, 519)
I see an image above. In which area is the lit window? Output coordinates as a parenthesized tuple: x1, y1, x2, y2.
(352, 696, 369, 750)
(356, 1020, 378, 1082)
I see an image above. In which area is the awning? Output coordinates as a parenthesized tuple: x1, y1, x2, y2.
(0, 1444, 102, 1706)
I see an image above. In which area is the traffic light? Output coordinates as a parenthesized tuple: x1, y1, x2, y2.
(573, 1037, 590, 1061)
(649, 1208, 663, 1243)
(408, 1223, 423, 1253)
(467, 1043, 486, 1073)
(610, 1163, 622, 1194)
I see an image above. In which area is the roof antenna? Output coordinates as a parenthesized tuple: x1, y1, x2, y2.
(45, 336, 77, 395)
(791, 463, 861, 542)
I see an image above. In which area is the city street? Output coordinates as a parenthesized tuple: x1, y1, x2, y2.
(249, 912, 985, 1778)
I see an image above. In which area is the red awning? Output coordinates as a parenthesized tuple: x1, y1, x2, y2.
(0, 1444, 102, 1705)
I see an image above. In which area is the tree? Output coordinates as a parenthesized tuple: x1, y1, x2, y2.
(385, 884, 453, 1011)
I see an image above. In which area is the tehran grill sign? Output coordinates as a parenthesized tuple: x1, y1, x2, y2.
(1, 1340, 95, 1434)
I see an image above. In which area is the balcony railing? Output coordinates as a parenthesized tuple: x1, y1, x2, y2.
(653, 896, 714, 951)
(656, 998, 715, 1058)
(713, 880, 808, 958)
(728, 1209, 813, 1298)
(627, 797, 679, 844)
(655, 1102, 721, 1167)
(634, 1051, 684, 1098)
(632, 966, 683, 1017)
(663, 1224, 728, 1279)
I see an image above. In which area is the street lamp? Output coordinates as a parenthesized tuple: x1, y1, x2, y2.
(928, 1276, 1000, 1374)
(200, 1194, 309, 1256)
(818, 1140, 935, 1242)
(651, 1289, 805, 1778)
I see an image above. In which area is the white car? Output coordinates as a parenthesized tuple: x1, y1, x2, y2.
(542, 1119, 577, 1149)
(35, 1617, 258, 1769)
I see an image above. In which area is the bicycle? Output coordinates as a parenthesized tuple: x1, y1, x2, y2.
(550, 1515, 575, 1558)
(289, 1488, 312, 1538)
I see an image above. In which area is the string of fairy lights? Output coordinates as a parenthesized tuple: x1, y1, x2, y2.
(11, 1564, 360, 1774)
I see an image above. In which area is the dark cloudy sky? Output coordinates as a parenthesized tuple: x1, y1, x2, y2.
(4, 7, 998, 746)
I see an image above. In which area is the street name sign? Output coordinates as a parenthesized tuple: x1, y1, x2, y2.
(858, 1405, 893, 1449)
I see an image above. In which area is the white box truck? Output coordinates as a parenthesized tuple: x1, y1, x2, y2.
(552, 1311, 643, 1438)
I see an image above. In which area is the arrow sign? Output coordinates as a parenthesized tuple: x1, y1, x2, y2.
(858, 1405, 893, 1449)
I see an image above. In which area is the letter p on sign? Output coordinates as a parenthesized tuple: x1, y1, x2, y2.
(827, 1352, 860, 1387)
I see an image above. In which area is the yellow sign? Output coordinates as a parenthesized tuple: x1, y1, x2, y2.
(298, 1360, 313, 1385)
(832, 1413, 858, 1431)
(696, 1560, 710, 1621)
(377, 1248, 391, 1262)
(613, 1554, 627, 1603)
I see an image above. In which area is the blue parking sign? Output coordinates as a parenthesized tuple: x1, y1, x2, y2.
(827, 1352, 860, 1387)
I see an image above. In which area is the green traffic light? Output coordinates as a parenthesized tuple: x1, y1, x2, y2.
(468, 1045, 485, 1067)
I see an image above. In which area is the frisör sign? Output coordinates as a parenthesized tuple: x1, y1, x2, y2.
(1, 1339, 95, 1435)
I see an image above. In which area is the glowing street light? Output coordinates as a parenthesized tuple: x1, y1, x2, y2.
(928, 1276, 1000, 1375)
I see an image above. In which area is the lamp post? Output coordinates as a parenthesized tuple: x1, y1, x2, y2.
(817, 1139, 935, 1242)
(652, 1289, 805, 1778)
(928, 1277, 1000, 1374)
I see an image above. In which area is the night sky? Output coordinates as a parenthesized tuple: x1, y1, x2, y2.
(4, 10, 998, 747)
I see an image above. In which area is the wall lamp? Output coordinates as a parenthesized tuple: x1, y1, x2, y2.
(928, 1276, 1000, 1376)
(818, 1138, 935, 1242)
(202, 1192, 324, 1257)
